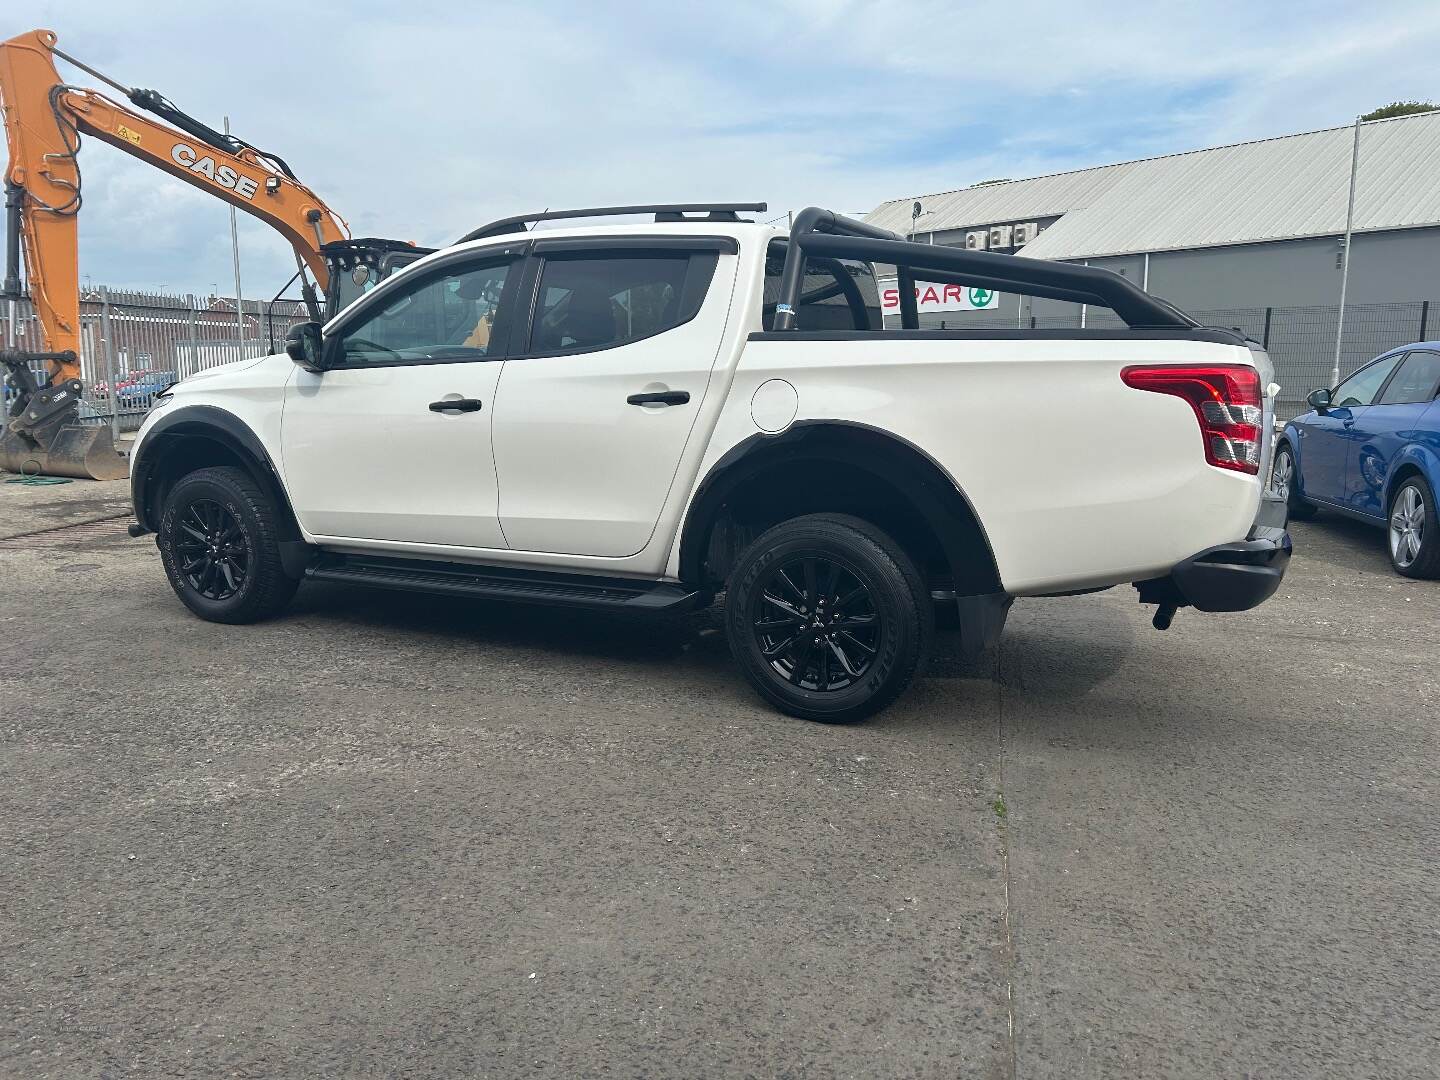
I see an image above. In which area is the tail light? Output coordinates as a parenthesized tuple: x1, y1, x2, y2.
(1121, 364, 1262, 474)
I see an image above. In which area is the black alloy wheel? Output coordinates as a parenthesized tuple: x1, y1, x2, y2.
(158, 465, 300, 624)
(725, 513, 932, 723)
(173, 498, 251, 600)
(751, 554, 881, 692)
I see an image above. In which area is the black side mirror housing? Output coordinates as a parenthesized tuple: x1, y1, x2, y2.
(285, 322, 325, 373)
(1307, 387, 1332, 414)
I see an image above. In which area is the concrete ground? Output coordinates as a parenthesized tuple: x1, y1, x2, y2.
(1, 479, 1436, 1078)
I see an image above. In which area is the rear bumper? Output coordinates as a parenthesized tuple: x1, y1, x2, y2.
(1171, 522, 1291, 612)
(1136, 494, 1291, 614)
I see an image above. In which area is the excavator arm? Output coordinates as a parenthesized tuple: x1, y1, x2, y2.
(0, 28, 358, 478)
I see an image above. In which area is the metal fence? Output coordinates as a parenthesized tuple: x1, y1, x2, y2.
(7, 288, 1439, 434)
(2, 289, 313, 436)
(919, 299, 1440, 418)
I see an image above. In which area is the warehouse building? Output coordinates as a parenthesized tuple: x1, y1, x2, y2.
(865, 110, 1440, 412)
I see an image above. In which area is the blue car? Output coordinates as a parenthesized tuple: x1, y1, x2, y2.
(1274, 343, 1440, 578)
(117, 372, 176, 407)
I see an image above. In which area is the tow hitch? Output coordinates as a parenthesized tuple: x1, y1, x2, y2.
(1136, 520, 1291, 629)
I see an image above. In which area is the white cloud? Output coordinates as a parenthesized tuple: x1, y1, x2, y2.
(18, 0, 1440, 293)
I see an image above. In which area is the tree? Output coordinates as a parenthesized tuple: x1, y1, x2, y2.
(1360, 101, 1438, 122)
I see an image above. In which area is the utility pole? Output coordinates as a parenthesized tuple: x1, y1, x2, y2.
(225, 116, 245, 363)
(1333, 116, 1362, 388)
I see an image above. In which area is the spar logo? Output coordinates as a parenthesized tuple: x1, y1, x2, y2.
(170, 142, 260, 200)
(879, 281, 1001, 312)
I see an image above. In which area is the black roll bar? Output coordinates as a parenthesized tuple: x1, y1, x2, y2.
(800, 234, 1112, 309)
(897, 266, 919, 328)
(776, 207, 1194, 331)
(771, 208, 902, 331)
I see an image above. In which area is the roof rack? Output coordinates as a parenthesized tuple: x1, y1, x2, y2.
(457, 202, 768, 244)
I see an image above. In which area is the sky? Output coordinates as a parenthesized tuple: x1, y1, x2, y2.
(16, 0, 1440, 297)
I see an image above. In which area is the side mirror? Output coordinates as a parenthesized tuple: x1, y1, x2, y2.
(285, 321, 325, 373)
(1307, 387, 1332, 414)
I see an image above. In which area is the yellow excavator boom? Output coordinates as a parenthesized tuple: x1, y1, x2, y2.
(0, 28, 351, 479)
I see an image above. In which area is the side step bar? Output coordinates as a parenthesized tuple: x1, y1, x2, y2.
(305, 555, 705, 614)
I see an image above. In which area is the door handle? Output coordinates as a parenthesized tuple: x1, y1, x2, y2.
(626, 391, 690, 407)
(428, 398, 483, 413)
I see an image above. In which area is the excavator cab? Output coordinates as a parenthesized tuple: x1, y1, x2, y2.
(323, 238, 434, 314)
(262, 239, 433, 354)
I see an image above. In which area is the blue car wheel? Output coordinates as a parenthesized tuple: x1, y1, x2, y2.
(1388, 475, 1440, 579)
(1271, 442, 1315, 520)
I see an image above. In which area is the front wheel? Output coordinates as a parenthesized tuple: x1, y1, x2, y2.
(724, 514, 932, 723)
(1388, 476, 1440, 579)
(158, 466, 300, 623)
(1271, 442, 1314, 520)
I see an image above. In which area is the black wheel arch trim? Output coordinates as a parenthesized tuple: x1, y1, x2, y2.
(678, 419, 1003, 597)
(130, 405, 302, 545)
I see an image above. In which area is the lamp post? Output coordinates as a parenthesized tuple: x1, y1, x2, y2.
(1333, 116, 1362, 388)
(225, 116, 245, 363)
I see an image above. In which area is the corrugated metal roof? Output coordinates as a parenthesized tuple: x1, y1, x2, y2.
(866, 163, 1126, 237)
(865, 111, 1440, 260)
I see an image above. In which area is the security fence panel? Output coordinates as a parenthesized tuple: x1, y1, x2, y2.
(1081, 308, 1127, 329)
(865, 298, 1440, 419)
(1335, 301, 1427, 389)
(1252, 301, 1437, 418)
(9, 285, 1440, 434)
(1194, 307, 1268, 344)
(3, 290, 312, 435)
(1031, 313, 1084, 330)
(916, 310, 1020, 330)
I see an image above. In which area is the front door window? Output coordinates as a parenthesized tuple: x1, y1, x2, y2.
(339, 260, 513, 366)
(1333, 352, 1405, 407)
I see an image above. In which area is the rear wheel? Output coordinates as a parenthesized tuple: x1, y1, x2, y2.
(725, 513, 932, 723)
(158, 466, 299, 623)
(1388, 476, 1440, 579)
(1271, 442, 1314, 520)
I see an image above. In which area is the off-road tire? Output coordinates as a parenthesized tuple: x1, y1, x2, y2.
(725, 513, 932, 723)
(158, 466, 299, 623)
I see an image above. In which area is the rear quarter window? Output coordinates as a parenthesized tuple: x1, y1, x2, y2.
(763, 244, 880, 331)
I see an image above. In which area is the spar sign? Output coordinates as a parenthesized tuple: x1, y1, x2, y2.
(878, 278, 1000, 316)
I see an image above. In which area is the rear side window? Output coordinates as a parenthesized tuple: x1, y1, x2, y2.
(1377, 350, 1440, 405)
(763, 245, 880, 331)
(529, 252, 706, 354)
(1333, 352, 1405, 407)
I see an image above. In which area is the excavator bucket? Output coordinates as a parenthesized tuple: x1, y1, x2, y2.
(0, 421, 128, 480)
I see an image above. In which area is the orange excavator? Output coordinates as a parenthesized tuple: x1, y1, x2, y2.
(0, 28, 425, 478)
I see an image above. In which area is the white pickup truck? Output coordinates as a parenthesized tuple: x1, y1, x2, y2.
(128, 203, 1290, 721)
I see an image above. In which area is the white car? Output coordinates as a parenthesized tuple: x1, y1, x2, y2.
(128, 203, 1290, 721)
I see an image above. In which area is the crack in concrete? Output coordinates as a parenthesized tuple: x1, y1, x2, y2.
(994, 643, 1018, 1080)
